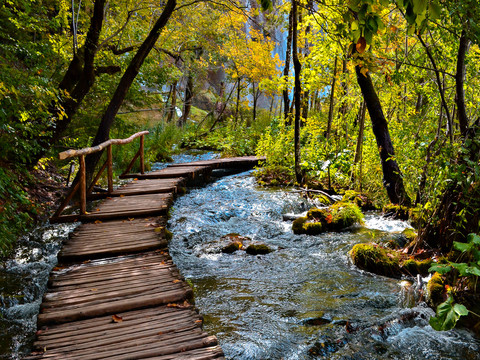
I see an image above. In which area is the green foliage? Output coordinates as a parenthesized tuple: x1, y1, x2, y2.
(0, 167, 36, 255)
(428, 233, 480, 277)
(429, 296, 469, 331)
(427, 233, 480, 331)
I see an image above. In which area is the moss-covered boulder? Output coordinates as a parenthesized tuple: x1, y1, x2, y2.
(350, 243, 435, 278)
(292, 202, 364, 235)
(349, 243, 401, 277)
(246, 243, 273, 255)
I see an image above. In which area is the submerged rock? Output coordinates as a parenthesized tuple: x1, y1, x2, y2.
(245, 243, 273, 255)
(302, 316, 332, 326)
(221, 241, 243, 253)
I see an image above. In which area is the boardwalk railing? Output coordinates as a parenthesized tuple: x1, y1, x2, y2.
(52, 131, 149, 222)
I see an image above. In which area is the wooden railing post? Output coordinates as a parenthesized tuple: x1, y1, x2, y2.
(107, 144, 113, 193)
(79, 155, 87, 215)
(140, 135, 145, 174)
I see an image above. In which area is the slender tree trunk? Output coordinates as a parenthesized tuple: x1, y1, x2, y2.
(251, 82, 257, 125)
(355, 65, 411, 206)
(456, 30, 470, 137)
(235, 77, 241, 122)
(178, 74, 193, 127)
(326, 56, 338, 139)
(283, 5, 294, 123)
(166, 81, 177, 123)
(292, 0, 302, 184)
(84, 0, 176, 182)
(353, 101, 366, 190)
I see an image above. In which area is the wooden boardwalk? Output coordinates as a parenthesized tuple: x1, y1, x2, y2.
(28, 156, 263, 360)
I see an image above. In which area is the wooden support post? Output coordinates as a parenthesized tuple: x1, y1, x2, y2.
(79, 155, 87, 215)
(140, 134, 145, 174)
(87, 160, 108, 195)
(107, 144, 113, 193)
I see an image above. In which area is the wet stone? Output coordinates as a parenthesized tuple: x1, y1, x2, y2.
(245, 243, 273, 255)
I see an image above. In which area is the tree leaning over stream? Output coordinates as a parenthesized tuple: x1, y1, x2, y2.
(83, 0, 177, 182)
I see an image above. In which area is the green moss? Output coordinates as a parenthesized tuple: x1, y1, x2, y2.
(330, 201, 364, 228)
(401, 258, 432, 275)
(292, 216, 308, 234)
(303, 221, 324, 235)
(165, 229, 173, 241)
(427, 272, 445, 307)
(401, 228, 417, 243)
(383, 204, 410, 220)
(307, 208, 328, 220)
(293, 202, 364, 235)
(349, 243, 401, 277)
(246, 243, 273, 255)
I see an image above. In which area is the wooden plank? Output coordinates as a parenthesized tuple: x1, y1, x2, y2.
(58, 218, 168, 261)
(120, 165, 212, 182)
(167, 156, 265, 169)
(37, 287, 192, 326)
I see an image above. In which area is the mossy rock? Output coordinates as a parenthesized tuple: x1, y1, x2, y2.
(306, 208, 328, 220)
(246, 243, 273, 255)
(292, 215, 324, 235)
(293, 202, 364, 234)
(222, 241, 243, 254)
(303, 221, 324, 235)
(329, 201, 364, 229)
(401, 258, 432, 275)
(426, 272, 445, 307)
(292, 216, 308, 234)
(349, 243, 401, 277)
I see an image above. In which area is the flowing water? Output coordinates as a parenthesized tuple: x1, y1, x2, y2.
(1, 152, 480, 359)
(0, 223, 75, 359)
(168, 169, 480, 360)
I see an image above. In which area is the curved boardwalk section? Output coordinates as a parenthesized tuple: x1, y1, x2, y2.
(27, 156, 263, 360)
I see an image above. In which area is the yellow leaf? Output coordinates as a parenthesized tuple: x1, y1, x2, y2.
(111, 315, 123, 323)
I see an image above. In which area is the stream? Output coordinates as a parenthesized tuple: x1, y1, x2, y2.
(1, 152, 480, 359)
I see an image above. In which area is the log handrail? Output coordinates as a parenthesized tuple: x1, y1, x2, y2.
(52, 131, 149, 221)
(59, 131, 149, 160)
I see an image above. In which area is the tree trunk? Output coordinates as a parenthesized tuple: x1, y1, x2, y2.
(355, 65, 411, 206)
(166, 81, 177, 123)
(178, 74, 193, 127)
(326, 56, 338, 139)
(292, 0, 302, 184)
(353, 101, 366, 190)
(84, 0, 176, 182)
(28, 0, 106, 168)
(456, 30, 470, 137)
(283, 5, 294, 123)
